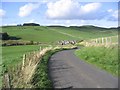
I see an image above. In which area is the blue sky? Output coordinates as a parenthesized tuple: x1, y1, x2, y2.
(0, 0, 119, 28)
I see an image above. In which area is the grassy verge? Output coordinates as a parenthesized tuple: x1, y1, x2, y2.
(31, 48, 68, 88)
(2, 45, 44, 88)
(75, 46, 118, 76)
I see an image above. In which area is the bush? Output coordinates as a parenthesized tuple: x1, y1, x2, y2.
(0, 32, 9, 40)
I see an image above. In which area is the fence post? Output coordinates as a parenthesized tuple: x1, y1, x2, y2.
(95, 39, 98, 45)
(106, 37, 108, 45)
(22, 54, 26, 70)
(40, 46, 41, 51)
(109, 37, 112, 44)
(102, 37, 104, 45)
(3, 73, 10, 88)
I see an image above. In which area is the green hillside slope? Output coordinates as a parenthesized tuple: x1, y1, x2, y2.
(2, 26, 118, 43)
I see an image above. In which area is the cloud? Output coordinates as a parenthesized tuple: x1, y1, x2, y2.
(18, 3, 40, 17)
(107, 9, 118, 21)
(28, 19, 35, 23)
(46, 0, 102, 20)
(0, 9, 6, 17)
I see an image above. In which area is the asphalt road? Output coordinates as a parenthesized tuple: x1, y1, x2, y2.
(48, 49, 118, 88)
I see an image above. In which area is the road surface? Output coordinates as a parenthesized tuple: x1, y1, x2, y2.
(48, 49, 118, 88)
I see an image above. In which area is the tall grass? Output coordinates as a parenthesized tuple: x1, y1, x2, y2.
(3, 45, 77, 88)
(31, 49, 61, 88)
(75, 46, 118, 76)
(2, 45, 42, 88)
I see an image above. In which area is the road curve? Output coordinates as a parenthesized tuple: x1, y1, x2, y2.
(48, 49, 118, 88)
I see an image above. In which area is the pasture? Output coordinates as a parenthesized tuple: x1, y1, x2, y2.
(2, 26, 117, 43)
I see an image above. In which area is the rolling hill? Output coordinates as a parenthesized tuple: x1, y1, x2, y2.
(1, 25, 118, 43)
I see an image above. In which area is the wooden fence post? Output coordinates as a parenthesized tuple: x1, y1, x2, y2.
(22, 54, 26, 70)
(102, 37, 104, 45)
(106, 37, 108, 45)
(3, 73, 10, 88)
(40, 46, 41, 51)
(109, 37, 112, 44)
(95, 39, 98, 45)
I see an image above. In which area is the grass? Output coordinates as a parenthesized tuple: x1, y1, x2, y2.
(75, 46, 118, 76)
(31, 50, 55, 88)
(7, 46, 72, 88)
(49, 26, 118, 40)
(2, 45, 43, 69)
(31, 48, 70, 88)
(2, 26, 78, 43)
(2, 26, 117, 43)
(2, 45, 45, 87)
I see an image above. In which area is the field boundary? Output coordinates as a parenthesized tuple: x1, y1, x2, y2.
(80, 35, 118, 47)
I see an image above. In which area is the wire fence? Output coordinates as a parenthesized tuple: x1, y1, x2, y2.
(81, 36, 118, 47)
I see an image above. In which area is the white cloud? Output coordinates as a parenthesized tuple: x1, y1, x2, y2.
(18, 3, 40, 17)
(46, 0, 102, 20)
(112, 10, 118, 19)
(107, 9, 118, 21)
(81, 3, 101, 13)
(107, 9, 113, 13)
(0, 9, 6, 17)
(28, 19, 35, 23)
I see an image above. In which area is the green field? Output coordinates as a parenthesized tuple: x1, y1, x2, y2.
(2, 26, 77, 43)
(2, 45, 44, 70)
(2, 26, 118, 43)
(75, 46, 118, 76)
(49, 26, 118, 40)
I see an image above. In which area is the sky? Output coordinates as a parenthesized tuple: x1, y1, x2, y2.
(0, 0, 119, 28)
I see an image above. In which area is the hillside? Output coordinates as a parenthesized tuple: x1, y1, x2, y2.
(2, 25, 118, 43)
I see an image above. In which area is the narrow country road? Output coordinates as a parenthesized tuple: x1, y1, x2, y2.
(48, 49, 118, 88)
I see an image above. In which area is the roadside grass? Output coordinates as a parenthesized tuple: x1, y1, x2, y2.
(3, 45, 74, 88)
(2, 45, 46, 85)
(31, 50, 56, 88)
(75, 46, 118, 76)
(31, 48, 71, 88)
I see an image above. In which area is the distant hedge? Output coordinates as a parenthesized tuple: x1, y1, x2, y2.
(23, 23, 40, 26)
